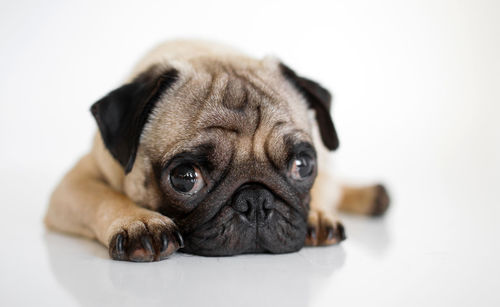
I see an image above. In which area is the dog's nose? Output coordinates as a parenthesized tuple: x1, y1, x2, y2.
(232, 184, 275, 222)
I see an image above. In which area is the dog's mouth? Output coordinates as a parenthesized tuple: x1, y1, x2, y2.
(180, 184, 308, 256)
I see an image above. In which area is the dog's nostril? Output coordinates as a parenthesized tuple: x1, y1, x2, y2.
(233, 199, 249, 213)
(262, 197, 275, 210)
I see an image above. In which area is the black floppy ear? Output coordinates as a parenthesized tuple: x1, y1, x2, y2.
(279, 63, 339, 150)
(90, 68, 179, 173)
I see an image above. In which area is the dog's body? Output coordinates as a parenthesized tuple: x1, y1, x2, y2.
(45, 40, 389, 261)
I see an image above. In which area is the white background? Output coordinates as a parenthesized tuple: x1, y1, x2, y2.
(1, 0, 499, 306)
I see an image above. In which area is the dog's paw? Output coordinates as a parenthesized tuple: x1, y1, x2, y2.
(305, 209, 346, 246)
(371, 184, 390, 216)
(107, 214, 183, 262)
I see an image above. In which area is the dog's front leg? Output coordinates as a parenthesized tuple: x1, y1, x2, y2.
(45, 154, 183, 262)
(306, 172, 346, 246)
(306, 171, 391, 246)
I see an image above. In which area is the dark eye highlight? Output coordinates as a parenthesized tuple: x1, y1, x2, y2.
(169, 163, 205, 194)
(289, 153, 315, 180)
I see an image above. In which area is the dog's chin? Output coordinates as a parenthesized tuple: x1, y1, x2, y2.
(181, 200, 308, 256)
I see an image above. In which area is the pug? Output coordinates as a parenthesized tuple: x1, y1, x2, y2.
(44, 40, 389, 261)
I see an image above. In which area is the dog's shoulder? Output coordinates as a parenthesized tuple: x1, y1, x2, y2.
(90, 132, 126, 191)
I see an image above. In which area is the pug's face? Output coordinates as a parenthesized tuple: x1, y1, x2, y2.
(91, 57, 338, 256)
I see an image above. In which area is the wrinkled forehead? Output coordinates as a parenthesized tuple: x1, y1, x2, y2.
(141, 59, 312, 165)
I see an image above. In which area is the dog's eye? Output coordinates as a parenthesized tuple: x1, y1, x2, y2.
(290, 154, 315, 180)
(169, 164, 205, 194)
